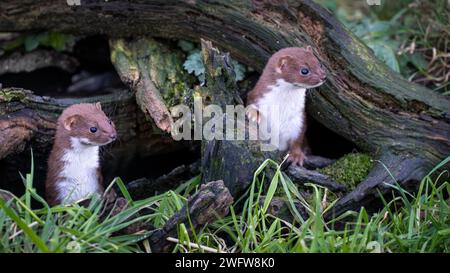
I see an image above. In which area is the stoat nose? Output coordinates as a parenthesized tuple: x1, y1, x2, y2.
(320, 74, 327, 81)
(110, 133, 117, 140)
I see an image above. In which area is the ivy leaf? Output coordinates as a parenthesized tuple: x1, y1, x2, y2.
(24, 35, 40, 52)
(231, 59, 246, 82)
(183, 47, 246, 84)
(44, 32, 73, 51)
(183, 50, 206, 84)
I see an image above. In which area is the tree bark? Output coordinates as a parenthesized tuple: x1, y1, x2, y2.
(286, 165, 347, 193)
(0, 0, 449, 216)
(126, 161, 200, 200)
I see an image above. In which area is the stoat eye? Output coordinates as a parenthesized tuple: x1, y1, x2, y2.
(90, 127, 98, 133)
(300, 68, 310, 75)
(108, 119, 112, 125)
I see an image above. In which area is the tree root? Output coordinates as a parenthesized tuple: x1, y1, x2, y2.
(324, 152, 430, 220)
(126, 161, 200, 200)
(286, 165, 347, 192)
(303, 155, 336, 169)
(149, 180, 233, 253)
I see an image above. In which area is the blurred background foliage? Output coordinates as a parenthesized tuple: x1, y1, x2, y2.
(316, 0, 449, 94)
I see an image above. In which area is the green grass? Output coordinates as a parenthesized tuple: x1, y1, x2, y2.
(0, 154, 195, 253)
(0, 156, 449, 253)
(176, 157, 449, 253)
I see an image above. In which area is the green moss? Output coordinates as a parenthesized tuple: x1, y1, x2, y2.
(1, 32, 75, 53)
(136, 38, 194, 106)
(0, 88, 27, 102)
(110, 38, 195, 107)
(149, 52, 194, 106)
(319, 153, 373, 189)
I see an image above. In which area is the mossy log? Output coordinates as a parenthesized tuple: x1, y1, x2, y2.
(109, 37, 196, 133)
(198, 39, 271, 197)
(1, 0, 449, 217)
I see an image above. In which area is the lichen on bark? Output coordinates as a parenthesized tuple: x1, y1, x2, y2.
(0, 88, 28, 103)
(110, 37, 196, 107)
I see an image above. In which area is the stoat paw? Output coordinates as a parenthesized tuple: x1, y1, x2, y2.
(246, 104, 262, 124)
(287, 151, 306, 167)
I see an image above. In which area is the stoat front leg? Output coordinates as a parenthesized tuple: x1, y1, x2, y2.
(287, 123, 308, 167)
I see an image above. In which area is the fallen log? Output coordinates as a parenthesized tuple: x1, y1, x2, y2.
(0, 0, 448, 216)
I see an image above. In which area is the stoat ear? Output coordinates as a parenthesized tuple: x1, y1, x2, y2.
(64, 115, 81, 131)
(276, 56, 292, 73)
(95, 102, 102, 111)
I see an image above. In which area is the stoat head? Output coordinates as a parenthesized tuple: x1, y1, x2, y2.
(59, 102, 117, 146)
(271, 46, 326, 88)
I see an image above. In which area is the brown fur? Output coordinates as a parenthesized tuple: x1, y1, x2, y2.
(246, 47, 326, 166)
(45, 103, 116, 205)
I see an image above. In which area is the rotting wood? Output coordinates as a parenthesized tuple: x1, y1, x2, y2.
(149, 180, 233, 253)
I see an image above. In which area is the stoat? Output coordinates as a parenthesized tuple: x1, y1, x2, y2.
(45, 102, 117, 205)
(246, 46, 326, 166)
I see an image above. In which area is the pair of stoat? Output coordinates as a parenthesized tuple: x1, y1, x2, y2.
(46, 46, 325, 205)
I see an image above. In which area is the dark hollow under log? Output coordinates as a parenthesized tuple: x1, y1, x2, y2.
(0, 0, 449, 216)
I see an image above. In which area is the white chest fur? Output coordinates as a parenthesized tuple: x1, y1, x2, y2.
(255, 79, 306, 151)
(57, 137, 101, 204)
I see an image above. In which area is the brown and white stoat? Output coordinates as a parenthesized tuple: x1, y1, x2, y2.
(45, 103, 117, 205)
(246, 46, 326, 166)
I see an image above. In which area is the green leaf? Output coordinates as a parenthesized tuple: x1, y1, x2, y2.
(183, 50, 205, 84)
(46, 32, 69, 51)
(366, 40, 400, 72)
(24, 35, 40, 52)
(408, 53, 429, 71)
(231, 59, 246, 82)
(182, 46, 246, 83)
